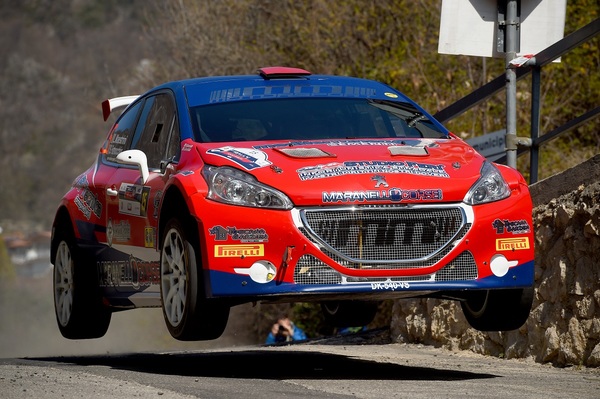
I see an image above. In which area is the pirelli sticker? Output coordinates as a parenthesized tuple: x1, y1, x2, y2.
(214, 244, 264, 258)
(496, 237, 530, 251)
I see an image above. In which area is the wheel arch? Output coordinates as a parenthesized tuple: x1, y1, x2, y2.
(158, 186, 200, 251)
(50, 205, 75, 264)
(157, 186, 230, 340)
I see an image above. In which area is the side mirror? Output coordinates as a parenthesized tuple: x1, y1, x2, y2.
(116, 149, 149, 184)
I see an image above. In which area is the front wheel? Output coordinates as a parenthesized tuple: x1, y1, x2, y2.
(53, 231, 111, 339)
(460, 288, 534, 331)
(160, 218, 229, 341)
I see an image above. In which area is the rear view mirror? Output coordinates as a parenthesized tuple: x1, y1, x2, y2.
(116, 149, 149, 184)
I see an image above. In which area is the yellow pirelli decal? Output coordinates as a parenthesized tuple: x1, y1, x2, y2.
(496, 237, 530, 251)
(214, 244, 264, 258)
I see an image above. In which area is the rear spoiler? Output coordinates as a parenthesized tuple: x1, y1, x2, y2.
(102, 95, 140, 121)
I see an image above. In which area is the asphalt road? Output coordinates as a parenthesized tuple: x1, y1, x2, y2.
(1, 279, 599, 398)
(2, 338, 599, 399)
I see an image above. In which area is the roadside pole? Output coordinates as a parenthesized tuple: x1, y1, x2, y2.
(503, 0, 519, 169)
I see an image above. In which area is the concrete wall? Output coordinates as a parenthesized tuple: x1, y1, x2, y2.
(390, 155, 600, 367)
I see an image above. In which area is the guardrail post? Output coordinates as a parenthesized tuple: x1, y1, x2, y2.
(529, 66, 541, 183)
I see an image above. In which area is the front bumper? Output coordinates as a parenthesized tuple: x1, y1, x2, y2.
(198, 196, 535, 300)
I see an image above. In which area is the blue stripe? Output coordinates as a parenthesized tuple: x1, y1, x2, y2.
(207, 260, 535, 297)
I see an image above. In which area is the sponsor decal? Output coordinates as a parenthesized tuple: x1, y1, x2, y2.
(182, 143, 194, 152)
(214, 244, 264, 258)
(107, 132, 128, 157)
(73, 175, 102, 220)
(144, 226, 155, 248)
(496, 237, 530, 251)
(98, 257, 160, 290)
(209, 225, 269, 242)
(207, 146, 271, 170)
(111, 134, 127, 145)
(112, 220, 131, 243)
(106, 219, 113, 246)
(208, 84, 376, 104)
(153, 191, 163, 219)
(322, 188, 442, 203)
(254, 139, 437, 150)
(74, 195, 91, 220)
(492, 218, 531, 234)
(297, 160, 449, 181)
(118, 183, 151, 217)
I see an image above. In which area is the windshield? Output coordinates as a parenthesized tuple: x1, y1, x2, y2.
(191, 97, 448, 142)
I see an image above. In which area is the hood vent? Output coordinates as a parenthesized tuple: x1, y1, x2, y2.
(388, 145, 429, 156)
(276, 147, 336, 158)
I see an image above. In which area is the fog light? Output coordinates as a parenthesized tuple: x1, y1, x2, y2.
(234, 261, 277, 283)
(489, 254, 518, 277)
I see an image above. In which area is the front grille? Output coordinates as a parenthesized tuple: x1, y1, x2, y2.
(294, 255, 343, 285)
(435, 251, 478, 281)
(299, 206, 467, 265)
(293, 252, 478, 285)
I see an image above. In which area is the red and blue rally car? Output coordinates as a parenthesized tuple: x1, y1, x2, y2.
(51, 67, 535, 340)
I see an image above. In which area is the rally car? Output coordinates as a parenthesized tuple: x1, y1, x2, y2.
(51, 67, 535, 341)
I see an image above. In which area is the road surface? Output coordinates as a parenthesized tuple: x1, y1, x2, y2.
(1, 337, 598, 399)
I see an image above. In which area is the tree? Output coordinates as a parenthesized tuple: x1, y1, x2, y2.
(146, 0, 599, 183)
(0, 0, 597, 228)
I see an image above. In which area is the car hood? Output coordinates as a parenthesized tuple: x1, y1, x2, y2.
(196, 138, 486, 205)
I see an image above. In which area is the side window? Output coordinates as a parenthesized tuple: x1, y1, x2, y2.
(166, 114, 180, 163)
(131, 93, 177, 169)
(104, 101, 143, 162)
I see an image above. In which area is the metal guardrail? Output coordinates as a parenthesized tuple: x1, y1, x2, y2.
(434, 18, 600, 184)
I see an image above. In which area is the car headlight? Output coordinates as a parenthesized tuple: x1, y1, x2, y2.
(463, 162, 511, 205)
(203, 165, 293, 209)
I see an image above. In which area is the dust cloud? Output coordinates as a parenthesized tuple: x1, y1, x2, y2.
(0, 271, 263, 358)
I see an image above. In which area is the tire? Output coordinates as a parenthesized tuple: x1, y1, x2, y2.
(460, 288, 534, 331)
(53, 228, 111, 339)
(321, 300, 379, 328)
(160, 218, 230, 340)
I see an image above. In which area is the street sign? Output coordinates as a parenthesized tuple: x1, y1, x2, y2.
(438, 0, 566, 59)
(466, 129, 506, 161)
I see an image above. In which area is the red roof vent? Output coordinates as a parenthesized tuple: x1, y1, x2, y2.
(257, 66, 311, 79)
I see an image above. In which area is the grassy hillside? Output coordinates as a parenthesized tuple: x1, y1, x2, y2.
(0, 0, 597, 231)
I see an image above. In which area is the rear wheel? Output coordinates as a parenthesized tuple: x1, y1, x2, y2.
(460, 288, 534, 331)
(53, 229, 111, 339)
(321, 300, 379, 328)
(160, 218, 229, 340)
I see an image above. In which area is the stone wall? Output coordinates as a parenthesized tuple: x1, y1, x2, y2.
(389, 156, 600, 367)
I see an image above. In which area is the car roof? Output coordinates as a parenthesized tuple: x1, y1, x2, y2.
(148, 67, 416, 108)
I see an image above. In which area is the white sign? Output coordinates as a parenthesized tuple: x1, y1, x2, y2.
(467, 129, 506, 160)
(438, 0, 566, 59)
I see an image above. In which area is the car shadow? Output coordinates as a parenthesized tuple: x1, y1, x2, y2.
(29, 348, 496, 381)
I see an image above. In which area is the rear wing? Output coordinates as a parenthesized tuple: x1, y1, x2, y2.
(102, 95, 139, 121)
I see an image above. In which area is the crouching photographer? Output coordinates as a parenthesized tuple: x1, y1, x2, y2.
(265, 317, 307, 344)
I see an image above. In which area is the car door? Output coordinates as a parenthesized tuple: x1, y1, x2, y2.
(102, 92, 180, 294)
